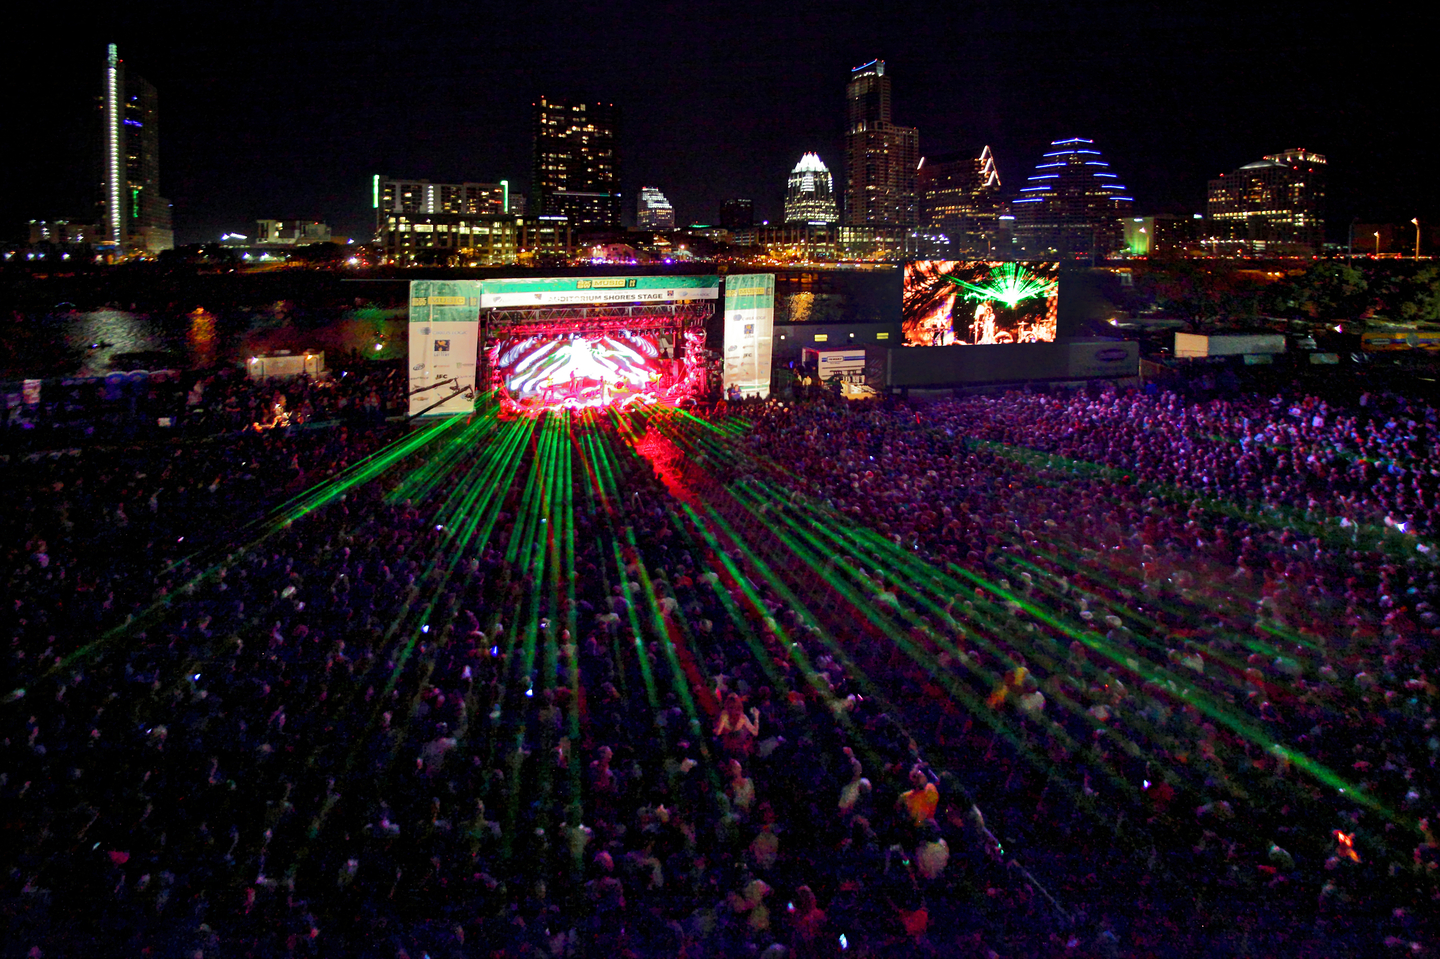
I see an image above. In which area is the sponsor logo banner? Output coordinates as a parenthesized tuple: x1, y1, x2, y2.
(408, 280, 483, 416)
(723, 274, 775, 399)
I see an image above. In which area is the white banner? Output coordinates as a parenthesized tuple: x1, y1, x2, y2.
(409, 321, 479, 416)
(722, 274, 775, 399)
(408, 280, 483, 416)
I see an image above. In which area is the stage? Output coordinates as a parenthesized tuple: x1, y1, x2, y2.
(479, 293, 716, 417)
(407, 276, 735, 418)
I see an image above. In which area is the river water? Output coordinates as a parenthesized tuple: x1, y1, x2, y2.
(2, 303, 409, 380)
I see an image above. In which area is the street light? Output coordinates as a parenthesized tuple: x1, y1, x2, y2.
(1414, 218, 1422, 259)
(1374, 231, 1381, 257)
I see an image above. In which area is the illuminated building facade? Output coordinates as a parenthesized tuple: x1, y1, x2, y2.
(838, 225, 910, 261)
(519, 215, 574, 260)
(377, 212, 518, 265)
(783, 153, 840, 225)
(636, 186, 675, 230)
(532, 98, 621, 229)
(28, 220, 98, 248)
(373, 177, 511, 232)
(1013, 137, 1132, 260)
(843, 60, 919, 228)
(757, 222, 838, 261)
(918, 146, 1002, 254)
(1207, 149, 1326, 255)
(1122, 214, 1208, 257)
(256, 220, 332, 245)
(373, 177, 518, 261)
(99, 44, 173, 255)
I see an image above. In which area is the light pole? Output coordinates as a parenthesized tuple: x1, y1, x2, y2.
(1414, 218, 1422, 259)
(1375, 231, 1381, 257)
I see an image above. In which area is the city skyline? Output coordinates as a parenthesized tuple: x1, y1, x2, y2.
(4, 1, 1433, 246)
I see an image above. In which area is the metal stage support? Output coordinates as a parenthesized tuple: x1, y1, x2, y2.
(483, 302, 713, 337)
(478, 315, 489, 402)
(408, 385, 474, 420)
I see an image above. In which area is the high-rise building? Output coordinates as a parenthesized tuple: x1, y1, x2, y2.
(1013, 137, 1132, 260)
(636, 186, 675, 230)
(99, 44, 173, 255)
(373, 177, 512, 232)
(843, 60, 919, 228)
(532, 97, 621, 229)
(783, 153, 839, 225)
(720, 199, 754, 232)
(372, 175, 519, 264)
(1207, 149, 1326, 255)
(918, 146, 1002, 254)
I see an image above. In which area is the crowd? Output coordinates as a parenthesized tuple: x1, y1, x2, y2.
(4, 367, 407, 445)
(731, 383, 1439, 954)
(0, 376, 1435, 958)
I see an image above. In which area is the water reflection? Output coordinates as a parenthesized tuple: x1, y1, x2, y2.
(788, 292, 814, 324)
(6, 303, 410, 379)
(776, 292, 848, 325)
(187, 308, 217, 369)
(67, 310, 166, 375)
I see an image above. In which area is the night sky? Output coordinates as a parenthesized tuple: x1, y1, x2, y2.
(6, 1, 1434, 246)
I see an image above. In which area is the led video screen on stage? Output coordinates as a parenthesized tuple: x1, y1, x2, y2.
(902, 261, 1059, 347)
(491, 332, 682, 410)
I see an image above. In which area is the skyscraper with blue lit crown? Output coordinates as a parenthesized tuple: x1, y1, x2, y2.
(1013, 137, 1131, 260)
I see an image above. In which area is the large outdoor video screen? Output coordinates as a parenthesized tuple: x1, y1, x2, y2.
(902, 261, 1059, 346)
